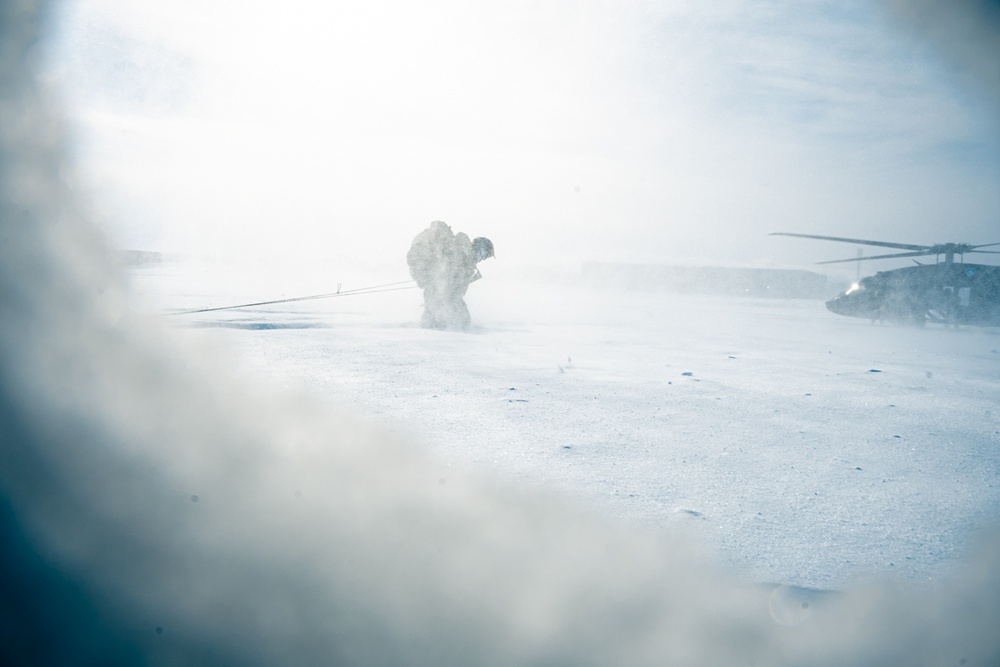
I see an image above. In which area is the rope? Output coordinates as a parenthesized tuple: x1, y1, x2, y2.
(168, 280, 417, 316)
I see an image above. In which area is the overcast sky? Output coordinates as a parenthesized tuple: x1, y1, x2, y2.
(42, 0, 1000, 275)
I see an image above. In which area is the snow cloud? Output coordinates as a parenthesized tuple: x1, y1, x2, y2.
(40, 0, 1000, 274)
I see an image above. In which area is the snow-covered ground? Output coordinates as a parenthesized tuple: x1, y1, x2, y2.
(132, 256, 1000, 591)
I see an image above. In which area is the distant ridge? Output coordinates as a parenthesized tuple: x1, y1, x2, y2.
(582, 261, 843, 299)
(116, 249, 163, 266)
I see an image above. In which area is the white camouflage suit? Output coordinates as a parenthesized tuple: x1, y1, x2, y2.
(406, 221, 481, 330)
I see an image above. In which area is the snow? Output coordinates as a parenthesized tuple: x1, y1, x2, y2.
(133, 256, 1000, 591)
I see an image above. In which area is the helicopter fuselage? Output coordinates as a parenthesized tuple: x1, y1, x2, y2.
(825, 263, 1000, 326)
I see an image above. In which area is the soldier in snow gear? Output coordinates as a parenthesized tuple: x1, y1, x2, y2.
(407, 221, 494, 330)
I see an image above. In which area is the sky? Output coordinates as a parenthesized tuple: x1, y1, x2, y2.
(41, 0, 1000, 275)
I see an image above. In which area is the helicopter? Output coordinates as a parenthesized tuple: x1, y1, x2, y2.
(770, 233, 1000, 327)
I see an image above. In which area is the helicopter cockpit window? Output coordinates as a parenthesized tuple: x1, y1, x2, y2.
(845, 280, 867, 295)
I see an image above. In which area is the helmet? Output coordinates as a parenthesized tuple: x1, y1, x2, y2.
(472, 237, 494, 261)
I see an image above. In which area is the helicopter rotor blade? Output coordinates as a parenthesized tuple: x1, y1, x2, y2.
(815, 250, 937, 265)
(769, 232, 928, 252)
(969, 242, 1000, 251)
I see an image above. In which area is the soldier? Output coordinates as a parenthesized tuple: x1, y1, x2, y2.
(407, 221, 494, 330)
